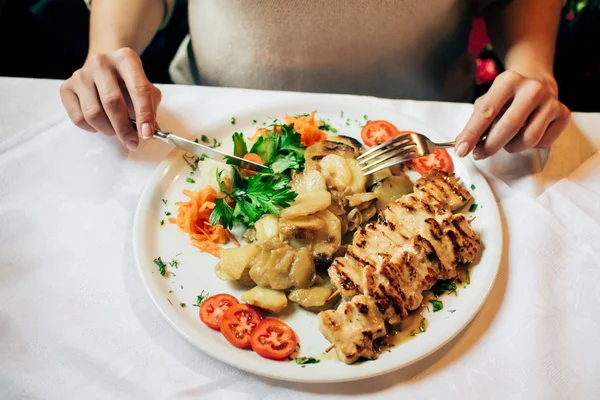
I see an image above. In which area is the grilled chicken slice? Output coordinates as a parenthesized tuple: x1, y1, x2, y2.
(320, 169, 479, 364)
(413, 169, 471, 211)
(318, 295, 387, 364)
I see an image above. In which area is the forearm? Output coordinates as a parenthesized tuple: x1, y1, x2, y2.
(484, 0, 562, 92)
(88, 0, 165, 57)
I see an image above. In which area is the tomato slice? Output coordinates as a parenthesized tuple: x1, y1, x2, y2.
(411, 148, 454, 174)
(220, 303, 263, 348)
(250, 319, 298, 360)
(361, 120, 403, 147)
(199, 294, 239, 330)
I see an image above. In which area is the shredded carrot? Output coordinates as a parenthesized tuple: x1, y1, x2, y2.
(284, 111, 327, 146)
(169, 186, 238, 258)
(250, 112, 327, 146)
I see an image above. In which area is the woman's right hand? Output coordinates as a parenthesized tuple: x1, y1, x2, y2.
(60, 47, 162, 151)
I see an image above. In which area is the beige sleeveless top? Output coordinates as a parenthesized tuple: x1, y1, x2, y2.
(165, 0, 499, 102)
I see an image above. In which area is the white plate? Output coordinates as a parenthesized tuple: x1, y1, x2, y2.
(133, 96, 502, 383)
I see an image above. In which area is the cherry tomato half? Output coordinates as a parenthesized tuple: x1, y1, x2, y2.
(250, 318, 298, 360)
(361, 120, 403, 146)
(199, 294, 239, 330)
(411, 148, 454, 174)
(220, 303, 263, 349)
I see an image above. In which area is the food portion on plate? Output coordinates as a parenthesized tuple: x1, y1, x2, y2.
(320, 170, 479, 364)
(163, 110, 480, 365)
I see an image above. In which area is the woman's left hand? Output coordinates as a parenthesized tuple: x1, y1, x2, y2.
(454, 70, 571, 160)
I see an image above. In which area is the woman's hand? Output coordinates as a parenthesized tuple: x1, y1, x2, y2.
(454, 70, 570, 160)
(60, 47, 162, 151)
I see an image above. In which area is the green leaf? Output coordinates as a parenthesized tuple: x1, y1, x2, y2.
(270, 153, 302, 175)
(231, 117, 236, 125)
(193, 290, 210, 306)
(430, 299, 443, 312)
(295, 357, 320, 365)
(186, 178, 195, 184)
(232, 132, 248, 158)
(465, 269, 471, 285)
(210, 198, 234, 229)
(470, 184, 476, 190)
(469, 203, 478, 212)
(153, 257, 167, 276)
(431, 279, 457, 296)
(318, 123, 337, 133)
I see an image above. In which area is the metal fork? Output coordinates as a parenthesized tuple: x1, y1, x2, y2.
(358, 133, 487, 176)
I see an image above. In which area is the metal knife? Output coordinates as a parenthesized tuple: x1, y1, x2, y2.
(131, 119, 272, 174)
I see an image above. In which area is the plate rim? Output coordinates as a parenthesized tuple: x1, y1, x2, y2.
(132, 95, 503, 383)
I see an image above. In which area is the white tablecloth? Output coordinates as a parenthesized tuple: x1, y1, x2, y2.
(1, 77, 599, 400)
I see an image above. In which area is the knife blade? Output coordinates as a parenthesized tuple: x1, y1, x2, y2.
(131, 119, 272, 174)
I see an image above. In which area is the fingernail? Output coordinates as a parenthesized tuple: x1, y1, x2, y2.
(455, 142, 469, 158)
(126, 140, 138, 151)
(472, 149, 484, 160)
(142, 123, 153, 139)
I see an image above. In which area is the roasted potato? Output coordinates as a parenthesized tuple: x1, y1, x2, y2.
(281, 191, 331, 219)
(373, 174, 414, 210)
(215, 243, 261, 281)
(288, 287, 336, 312)
(242, 286, 288, 314)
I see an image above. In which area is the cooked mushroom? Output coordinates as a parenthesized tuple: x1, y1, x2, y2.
(305, 140, 358, 170)
(328, 135, 363, 153)
(346, 192, 378, 208)
(249, 238, 316, 290)
(280, 210, 342, 266)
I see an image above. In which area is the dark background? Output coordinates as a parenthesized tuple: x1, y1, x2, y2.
(0, 0, 598, 112)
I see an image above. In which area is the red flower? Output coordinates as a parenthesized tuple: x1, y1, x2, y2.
(476, 58, 498, 84)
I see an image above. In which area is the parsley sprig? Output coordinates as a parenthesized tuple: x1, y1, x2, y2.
(210, 170, 297, 229)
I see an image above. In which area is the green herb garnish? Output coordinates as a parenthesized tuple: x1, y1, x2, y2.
(231, 117, 236, 125)
(295, 357, 320, 365)
(180, 303, 186, 308)
(363, 114, 368, 120)
(319, 122, 338, 133)
(193, 290, 210, 307)
(153, 257, 167, 276)
(448, 309, 457, 313)
(465, 269, 470, 285)
(470, 184, 476, 190)
(201, 135, 209, 143)
(430, 300, 443, 312)
(186, 178, 195, 184)
(183, 153, 200, 172)
(162, 199, 168, 206)
(253, 119, 257, 124)
(160, 220, 164, 226)
(432, 279, 457, 296)
(210, 171, 297, 229)
(194, 138, 199, 143)
(419, 317, 427, 333)
(469, 203, 478, 212)
(164, 211, 171, 216)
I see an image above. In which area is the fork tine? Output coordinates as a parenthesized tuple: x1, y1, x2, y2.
(356, 134, 412, 160)
(357, 137, 413, 165)
(362, 152, 419, 176)
(360, 145, 416, 171)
